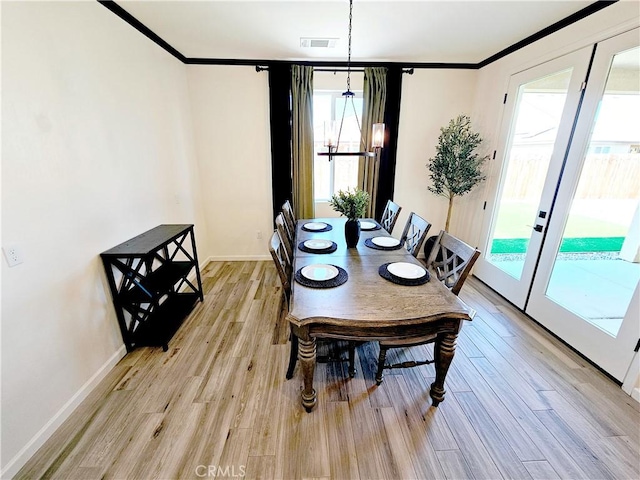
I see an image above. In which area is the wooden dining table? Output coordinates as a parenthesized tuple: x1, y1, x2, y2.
(287, 217, 473, 412)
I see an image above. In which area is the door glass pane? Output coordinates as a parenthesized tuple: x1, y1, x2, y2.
(545, 47, 640, 336)
(488, 69, 573, 279)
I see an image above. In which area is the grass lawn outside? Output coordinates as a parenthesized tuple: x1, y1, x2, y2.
(490, 200, 635, 255)
(491, 237, 625, 254)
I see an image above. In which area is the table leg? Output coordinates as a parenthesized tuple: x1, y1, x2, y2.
(298, 336, 317, 412)
(430, 332, 457, 407)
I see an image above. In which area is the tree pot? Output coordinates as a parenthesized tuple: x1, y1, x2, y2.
(345, 219, 361, 248)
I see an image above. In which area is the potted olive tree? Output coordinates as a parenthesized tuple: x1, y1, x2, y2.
(427, 114, 488, 231)
(329, 188, 370, 247)
(425, 115, 488, 256)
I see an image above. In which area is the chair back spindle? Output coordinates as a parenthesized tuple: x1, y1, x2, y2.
(400, 212, 431, 257)
(282, 200, 297, 240)
(426, 230, 480, 295)
(269, 230, 292, 301)
(380, 200, 402, 234)
(275, 213, 293, 261)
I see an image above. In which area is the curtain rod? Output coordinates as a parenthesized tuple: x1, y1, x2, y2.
(255, 66, 414, 74)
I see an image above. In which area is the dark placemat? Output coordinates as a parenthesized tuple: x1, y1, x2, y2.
(302, 223, 333, 233)
(378, 263, 430, 286)
(360, 221, 381, 231)
(298, 241, 338, 254)
(295, 265, 348, 288)
(364, 237, 403, 251)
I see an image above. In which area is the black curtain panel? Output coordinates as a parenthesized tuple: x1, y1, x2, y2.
(374, 65, 403, 220)
(268, 62, 293, 222)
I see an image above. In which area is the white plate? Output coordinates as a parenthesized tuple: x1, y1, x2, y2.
(301, 264, 339, 281)
(360, 221, 377, 230)
(372, 236, 400, 247)
(387, 262, 426, 279)
(304, 222, 328, 231)
(304, 239, 333, 250)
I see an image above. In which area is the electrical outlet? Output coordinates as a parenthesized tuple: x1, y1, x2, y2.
(3, 245, 24, 267)
(256, 230, 263, 240)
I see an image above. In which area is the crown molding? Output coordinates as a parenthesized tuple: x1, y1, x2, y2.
(98, 0, 618, 70)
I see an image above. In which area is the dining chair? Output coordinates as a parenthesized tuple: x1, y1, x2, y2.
(379, 199, 402, 234)
(269, 230, 292, 302)
(269, 230, 298, 379)
(399, 212, 431, 257)
(375, 230, 480, 385)
(269, 230, 356, 380)
(275, 213, 293, 262)
(282, 200, 297, 241)
(427, 230, 481, 295)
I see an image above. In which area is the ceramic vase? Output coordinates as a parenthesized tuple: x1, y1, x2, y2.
(345, 219, 361, 248)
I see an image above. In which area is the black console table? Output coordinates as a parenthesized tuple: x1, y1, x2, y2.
(101, 224, 204, 352)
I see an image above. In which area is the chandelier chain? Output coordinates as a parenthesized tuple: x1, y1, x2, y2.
(346, 0, 353, 92)
(319, 0, 381, 159)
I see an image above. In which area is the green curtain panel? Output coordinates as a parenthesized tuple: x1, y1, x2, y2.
(359, 67, 387, 218)
(291, 65, 315, 219)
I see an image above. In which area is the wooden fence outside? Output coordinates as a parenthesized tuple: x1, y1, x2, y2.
(501, 153, 639, 200)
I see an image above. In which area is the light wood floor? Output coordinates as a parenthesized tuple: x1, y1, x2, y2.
(17, 261, 640, 479)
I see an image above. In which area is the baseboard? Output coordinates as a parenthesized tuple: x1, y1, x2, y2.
(1, 345, 127, 479)
(206, 255, 271, 262)
(201, 257, 211, 270)
(632, 387, 640, 404)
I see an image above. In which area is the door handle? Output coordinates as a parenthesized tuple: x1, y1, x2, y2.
(533, 225, 544, 232)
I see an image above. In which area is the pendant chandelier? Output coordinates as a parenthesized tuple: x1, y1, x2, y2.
(318, 0, 384, 160)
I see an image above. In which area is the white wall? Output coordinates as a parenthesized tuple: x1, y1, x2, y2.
(187, 66, 273, 260)
(1, 2, 207, 476)
(393, 69, 479, 247)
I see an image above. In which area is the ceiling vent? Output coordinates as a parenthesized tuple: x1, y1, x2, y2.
(300, 37, 338, 48)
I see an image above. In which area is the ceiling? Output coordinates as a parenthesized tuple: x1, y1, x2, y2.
(115, 0, 600, 64)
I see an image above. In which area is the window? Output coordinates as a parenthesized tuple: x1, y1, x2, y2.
(313, 91, 363, 200)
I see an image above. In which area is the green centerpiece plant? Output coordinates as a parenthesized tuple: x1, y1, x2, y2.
(329, 188, 370, 220)
(329, 188, 370, 247)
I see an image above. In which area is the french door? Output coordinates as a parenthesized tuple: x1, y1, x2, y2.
(476, 30, 640, 381)
(474, 47, 593, 308)
(526, 30, 640, 381)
